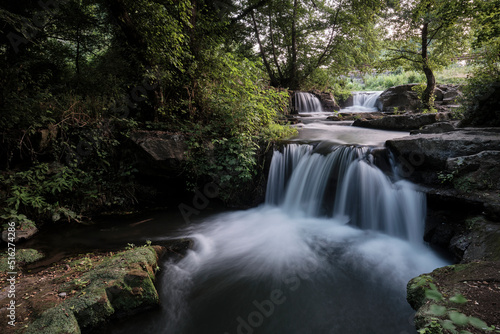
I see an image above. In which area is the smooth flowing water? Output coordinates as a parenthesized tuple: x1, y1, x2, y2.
(295, 92, 323, 113)
(341, 91, 383, 113)
(109, 137, 448, 334)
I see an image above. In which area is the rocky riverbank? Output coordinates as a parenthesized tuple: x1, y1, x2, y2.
(385, 124, 500, 333)
(0, 240, 192, 334)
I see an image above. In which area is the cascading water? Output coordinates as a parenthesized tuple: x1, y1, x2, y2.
(294, 92, 323, 113)
(353, 91, 383, 109)
(112, 143, 448, 334)
(341, 91, 383, 113)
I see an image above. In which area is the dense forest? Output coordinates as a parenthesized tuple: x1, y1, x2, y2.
(0, 0, 499, 231)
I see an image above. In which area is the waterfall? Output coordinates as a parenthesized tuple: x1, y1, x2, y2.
(341, 91, 383, 113)
(294, 92, 323, 113)
(265, 143, 425, 243)
(115, 144, 447, 334)
(352, 91, 383, 109)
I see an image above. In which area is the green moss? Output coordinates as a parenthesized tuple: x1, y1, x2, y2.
(0, 249, 44, 272)
(407, 274, 435, 310)
(24, 305, 81, 334)
(67, 286, 115, 329)
(484, 233, 500, 261)
(23, 246, 162, 333)
(17, 249, 44, 264)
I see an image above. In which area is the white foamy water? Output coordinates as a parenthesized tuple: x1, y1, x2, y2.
(150, 206, 447, 334)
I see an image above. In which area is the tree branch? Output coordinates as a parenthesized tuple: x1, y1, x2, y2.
(251, 10, 276, 85)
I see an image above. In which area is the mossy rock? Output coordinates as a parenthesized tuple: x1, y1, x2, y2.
(67, 286, 115, 329)
(0, 248, 44, 272)
(23, 246, 164, 333)
(24, 305, 81, 334)
(17, 249, 44, 264)
(407, 274, 435, 310)
(408, 262, 500, 333)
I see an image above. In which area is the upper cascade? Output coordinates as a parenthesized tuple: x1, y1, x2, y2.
(294, 92, 323, 113)
(265, 143, 425, 243)
(352, 91, 383, 109)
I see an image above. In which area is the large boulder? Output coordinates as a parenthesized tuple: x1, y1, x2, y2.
(376, 84, 421, 112)
(24, 246, 166, 334)
(128, 130, 191, 203)
(377, 84, 462, 113)
(129, 130, 187, 171)
(352, 112, 451, 131)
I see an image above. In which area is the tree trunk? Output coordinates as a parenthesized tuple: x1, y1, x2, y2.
(251, 11, 277, 86)
(421, 19, 435, 110)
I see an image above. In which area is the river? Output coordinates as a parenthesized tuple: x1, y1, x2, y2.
(26, 104, 449, 334)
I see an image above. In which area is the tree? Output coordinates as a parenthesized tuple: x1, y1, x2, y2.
(383, 0, 472, 110)
(240, 0, 384, 90)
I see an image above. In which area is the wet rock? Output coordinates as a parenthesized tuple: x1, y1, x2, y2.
(327, 112, 383, 122)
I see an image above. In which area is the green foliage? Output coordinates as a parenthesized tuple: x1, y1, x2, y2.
(419, 285, 498, 333)
(185, 51, 296, 201)
(419, 320, 444, 334)
(244, 0, 385, 89)
(412, 83, 437, 113)
(0, 162, 82, 226)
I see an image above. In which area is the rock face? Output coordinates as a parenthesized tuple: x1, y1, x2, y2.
(434, 84, 462, 107)
(387, 128, 500, 259)
(352, 112, 451, 131)
(128, 130, 191, 204)
(311, 90, 340, 112)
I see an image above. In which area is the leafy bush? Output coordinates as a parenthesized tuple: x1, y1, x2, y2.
(412, 84, 437, 113)
(185, 51, 296, 201)
(0, 115, 138, 229)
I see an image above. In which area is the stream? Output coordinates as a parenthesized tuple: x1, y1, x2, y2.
(29, 94, 449, 333)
